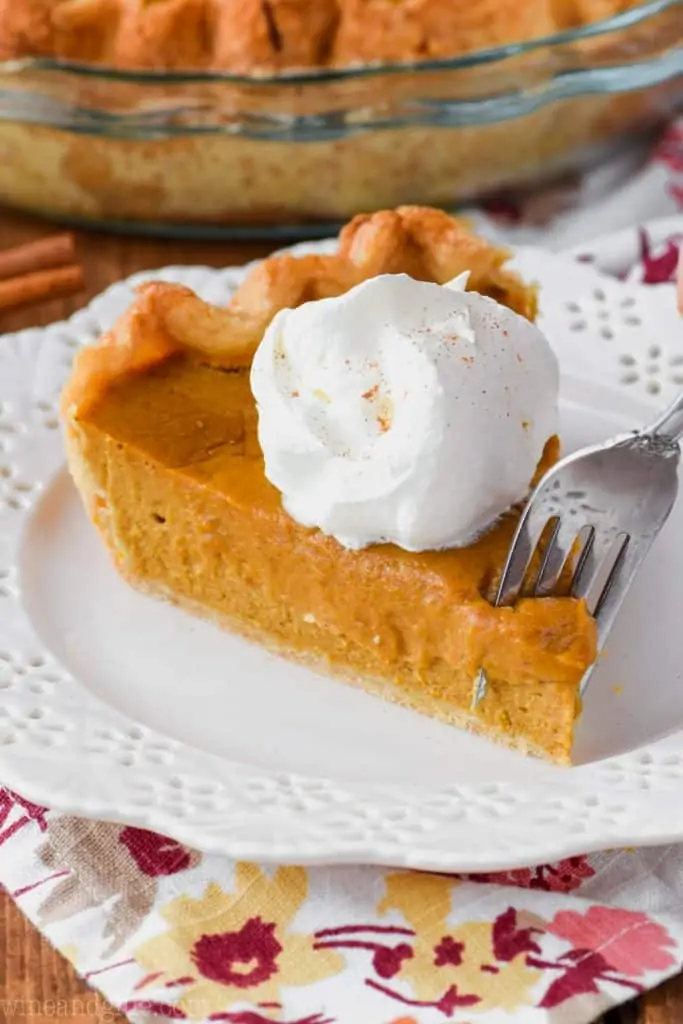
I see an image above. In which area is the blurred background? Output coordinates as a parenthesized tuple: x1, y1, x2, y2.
(0, 0, 681, 241)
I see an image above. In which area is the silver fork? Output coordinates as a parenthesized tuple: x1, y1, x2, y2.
(471, 391, 683, 708)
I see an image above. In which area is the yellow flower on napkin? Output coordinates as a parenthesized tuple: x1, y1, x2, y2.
(377, 872, 540, 1013)
(134, 863, 343, 1018)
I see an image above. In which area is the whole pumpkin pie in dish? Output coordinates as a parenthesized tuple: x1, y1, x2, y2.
(61, 206, 597, 764)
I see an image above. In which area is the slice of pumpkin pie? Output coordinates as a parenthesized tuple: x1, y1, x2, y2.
(61, 206, 596, 763)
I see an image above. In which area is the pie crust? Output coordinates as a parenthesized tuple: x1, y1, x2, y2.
(0, 0, 642, 71)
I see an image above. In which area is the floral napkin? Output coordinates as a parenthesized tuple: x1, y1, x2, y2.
(5, 120, 683, 1024)
(2, 787, 683, 1024)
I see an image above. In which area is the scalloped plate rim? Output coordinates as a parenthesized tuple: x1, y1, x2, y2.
(0, 217, 682, 870)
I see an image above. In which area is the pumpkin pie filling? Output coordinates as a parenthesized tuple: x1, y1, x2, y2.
(62, 207, 597, 764)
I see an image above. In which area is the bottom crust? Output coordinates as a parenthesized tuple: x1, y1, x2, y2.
(129, 573, 572, 766)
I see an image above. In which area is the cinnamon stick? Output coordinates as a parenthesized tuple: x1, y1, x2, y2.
(0, 265, 84, 313)
(0, 234, 76, 283)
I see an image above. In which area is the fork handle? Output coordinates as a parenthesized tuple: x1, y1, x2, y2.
(643, 390, 683, 442)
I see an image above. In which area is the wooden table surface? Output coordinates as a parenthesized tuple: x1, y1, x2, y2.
(0, 206, 681, 1024)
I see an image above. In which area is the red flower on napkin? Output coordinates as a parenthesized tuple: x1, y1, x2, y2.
(548, 906, 677, 976)
(192, 917, 282, 988)
(637, 228, 682, 285)
(0, 787, 48, 846)
(119, 827, 194, 877)
(463, 854, 595, 893)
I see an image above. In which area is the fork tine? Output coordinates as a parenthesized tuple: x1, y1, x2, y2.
(534, 517, 578, 597)
(578, 534, 649, 698)
(579, 533, 660, 697)
(591, 534, 637, 645)
(472, 503, 550, 708)
(472, 667, 489, 708)
(569, 526, 596, 601)
(495, 505, 550, 607)
(570, 528, 623, 605)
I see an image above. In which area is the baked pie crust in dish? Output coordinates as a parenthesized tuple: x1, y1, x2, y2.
(61, 207, 597, 764)
(0, 1, 680, 230)
(0, 0, 648, 71)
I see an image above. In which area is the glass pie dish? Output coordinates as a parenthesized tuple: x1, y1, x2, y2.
(0, 0, 682, 239)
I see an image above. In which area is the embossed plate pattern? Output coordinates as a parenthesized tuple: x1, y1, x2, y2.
(2, 221, 683, 870)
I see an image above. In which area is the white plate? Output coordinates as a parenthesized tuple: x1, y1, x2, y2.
(3, 223, 683, 871)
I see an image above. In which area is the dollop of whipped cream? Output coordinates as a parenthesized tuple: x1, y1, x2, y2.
(250, 273, 558, 552)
